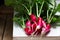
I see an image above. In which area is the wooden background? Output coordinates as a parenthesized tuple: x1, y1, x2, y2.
(0, 6, 13, 40)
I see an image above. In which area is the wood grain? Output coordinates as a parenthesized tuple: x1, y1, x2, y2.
(0, 6, 13, 15)
(0, 6, 13, 40)
(3, 15, 13, 40)
(0, 15, 6, 40)
(13, 37, 60, 40)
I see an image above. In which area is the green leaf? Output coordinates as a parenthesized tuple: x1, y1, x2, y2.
(45, 0, 54, 6)
(52, 4, 60, 15)
(56, 4, 60, 12)
(52, 17, 57, 22)
(5, 0, 14, 6)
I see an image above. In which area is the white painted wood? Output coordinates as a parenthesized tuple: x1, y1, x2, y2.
(13, 22, 60, 37)
(13, 22, 27, 37)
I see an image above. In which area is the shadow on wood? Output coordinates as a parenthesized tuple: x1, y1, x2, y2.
(0, 6, 13, 40)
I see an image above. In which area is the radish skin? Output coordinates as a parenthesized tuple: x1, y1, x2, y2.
(41, 24, 51, 37)
(31, 17, 43, 35)
(24, 27, 33, 35)
(31, 22, 37, 32)
(35, 17, 43, 30)
(37, 17, 43, 28)
(26, 20, 31, 27)
(30, 14, 36, 22)
(42, 20, 46, 28)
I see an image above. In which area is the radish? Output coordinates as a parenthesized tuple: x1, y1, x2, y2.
(22, 4, 36, 22)
(24, 27, 33, 35)
(31, 22, 37, 32)
(34, 17, 43, 35)
(41, 8, 54, 37)
(41, 23, 51, 37)
(31, 17, 43, 35)
(34, 17, 43, 32)
(31, 1, 44, 35)
(41, 20, 51, 37)
(42, 20, 47, 28)
(41, 8, 54, 35)
(26, 20, 31, 29)
(30, 14, 36, 22)
(46, 24, 51, 30)
(41, 24, 50, 33)
(37, 17, 43, 29)
(35, 1, 44, 30)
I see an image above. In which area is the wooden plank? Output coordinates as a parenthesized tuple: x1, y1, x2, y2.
(13, 37, 60, 40)
(0, 6, 13, 15)
(0, 15, 6, 40)
(0, 15, 7, 20)
(3, 15, 13, 40)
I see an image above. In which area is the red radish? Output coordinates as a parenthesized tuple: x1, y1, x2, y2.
(41, 23, 51, 36)
(46, 24, 51, 30)
(26, 20, 31, 29)
(24, 27, 33, 35)
(30, 14, 36, 22)
(31, 22, 37, 32)
(31, 17, 43, 35)
(37, 17, 43, 29)
(41, 20, 50, 37)
(42, 20, 46, 28)
(34, 17, 43, 31)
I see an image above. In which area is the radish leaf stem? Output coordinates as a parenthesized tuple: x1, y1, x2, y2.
(48, 0, 56, 24)
(29, 6, 32, 15)
(36, 2, 39, 17)
(39, 1, 44, 16)
(22, 4, 29, 15)
(22, 16, 25, 28)
(47, 9, 49, 23)
(49, 16, 54, 23)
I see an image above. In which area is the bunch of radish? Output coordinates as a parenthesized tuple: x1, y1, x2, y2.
(24, 14, 51, 36)
(21, 1, 55, 37)
(13, 0, 60, 37)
